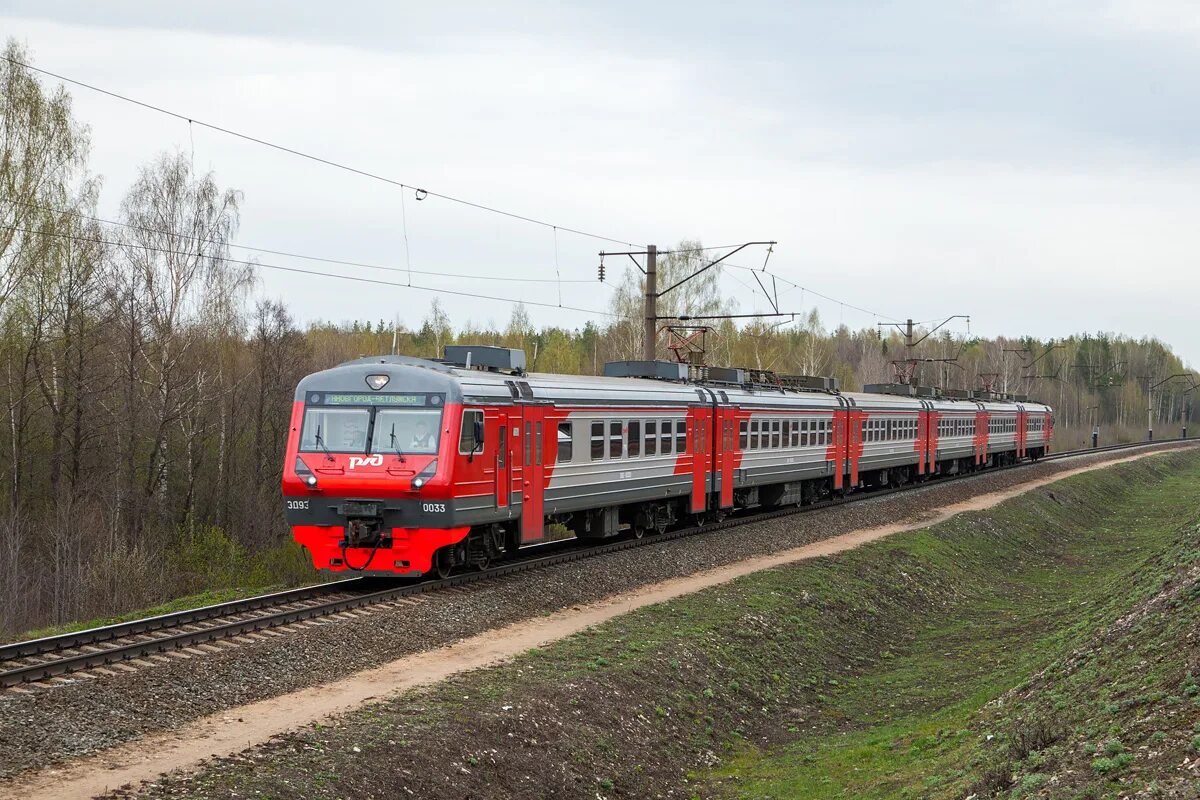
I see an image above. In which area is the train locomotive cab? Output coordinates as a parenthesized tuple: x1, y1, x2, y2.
(282, 356, 481, 578)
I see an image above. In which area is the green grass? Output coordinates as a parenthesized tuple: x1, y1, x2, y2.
(712, 454, 1200, 799)
(11, 533, 321, 642)
(120, 451, 1200, 800)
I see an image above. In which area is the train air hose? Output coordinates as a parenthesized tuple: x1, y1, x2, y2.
(340, 541, 379, 572)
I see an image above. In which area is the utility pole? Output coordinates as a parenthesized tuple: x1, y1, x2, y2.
(1146, 373, 1200, 442)
(598, 241, 775, 363)
(644, 244, 657, 360)
(877, 315, 970, 385)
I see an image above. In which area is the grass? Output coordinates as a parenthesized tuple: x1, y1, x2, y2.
(10, 532, 320, 642)
(118, 451, 1200, 800)
(712, 453, 1200, 799)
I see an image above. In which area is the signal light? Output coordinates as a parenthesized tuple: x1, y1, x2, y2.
(366, 374, 390, 390)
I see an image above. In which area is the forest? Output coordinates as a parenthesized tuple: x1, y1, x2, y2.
(1, 41, 1194, 635)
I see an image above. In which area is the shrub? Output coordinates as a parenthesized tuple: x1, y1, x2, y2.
(1008, 718, 1063, 761)
(1091, 752, 1133, 774)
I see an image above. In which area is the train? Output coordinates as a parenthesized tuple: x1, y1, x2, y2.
(281, 345, 1053, 578)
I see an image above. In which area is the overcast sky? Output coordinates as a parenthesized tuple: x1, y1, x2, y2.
(2, 1, 1197, 363)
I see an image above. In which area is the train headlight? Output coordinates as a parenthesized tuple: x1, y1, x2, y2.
(305, 475, 318, 487)
(413, 477, 424, 489)
(366, 374, 390, 390)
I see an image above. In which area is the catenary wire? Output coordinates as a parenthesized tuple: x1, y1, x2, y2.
(4, 55, 643, 249)
(2, 223, 617, 318)
(667, 243, 901, 323)
(2, 198, 597, 285)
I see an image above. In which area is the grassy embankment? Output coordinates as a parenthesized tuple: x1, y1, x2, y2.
(123, 451, 1200, 799)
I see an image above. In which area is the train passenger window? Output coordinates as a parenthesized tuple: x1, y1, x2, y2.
(628, 420, 641, 458)
(771, 420, 781, 448)
(591, 422, 604, 460)
(558, 423, 573, 462)
(661, 420, 673, 454)
(676, 419, 687, 453)
(750, 420, 760, 449)
(645, 421, 657, 456)
(498, 427, 506, 466)
(609, 421, 623, 459)
(782, 420, 790, 447)
(800, 420, 809, 447)
(739, 420, 748, 449)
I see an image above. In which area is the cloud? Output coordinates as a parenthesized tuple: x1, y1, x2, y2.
(1, 5, 1196, 365)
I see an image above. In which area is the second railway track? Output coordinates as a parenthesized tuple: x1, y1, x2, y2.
(1, 438, 1189, 690)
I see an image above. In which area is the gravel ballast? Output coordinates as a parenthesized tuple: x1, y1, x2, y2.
(0, 443, 1192, 784)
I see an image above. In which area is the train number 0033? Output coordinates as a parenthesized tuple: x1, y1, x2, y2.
(422, 502, 447, 514)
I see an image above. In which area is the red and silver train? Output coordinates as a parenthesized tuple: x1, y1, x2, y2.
(282, 346, 1052, 578)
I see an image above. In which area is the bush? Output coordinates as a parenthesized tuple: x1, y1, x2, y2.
(1008, 718, 1063, 761)
(1091, 752, 1133, 774)
(967, 760, 1013, 796)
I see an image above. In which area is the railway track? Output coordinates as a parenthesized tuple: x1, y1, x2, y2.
(1, 438, 1189, 690)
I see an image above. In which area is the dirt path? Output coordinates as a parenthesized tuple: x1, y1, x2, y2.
(17, 447, 1193, 799)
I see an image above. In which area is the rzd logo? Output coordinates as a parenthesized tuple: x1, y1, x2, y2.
(348, 454, 384, 469)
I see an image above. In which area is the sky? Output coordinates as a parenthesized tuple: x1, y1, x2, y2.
(1, 0, 1197, 363)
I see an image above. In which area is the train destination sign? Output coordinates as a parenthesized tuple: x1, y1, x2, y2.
(308, 392, 442, 407)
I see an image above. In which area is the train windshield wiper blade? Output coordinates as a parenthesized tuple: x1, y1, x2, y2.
(389, 424, 407, 462)
(314, 424, 334, 461)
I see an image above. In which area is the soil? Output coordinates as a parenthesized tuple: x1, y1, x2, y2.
(8, 447, 1189, 799)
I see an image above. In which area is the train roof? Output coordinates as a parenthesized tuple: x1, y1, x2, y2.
(296, 353, 1052, 413)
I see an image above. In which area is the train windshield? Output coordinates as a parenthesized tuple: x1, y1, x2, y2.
(298, 405, 444, 455)
(371, 409, 442, 455)
(300, 408, 371, 453)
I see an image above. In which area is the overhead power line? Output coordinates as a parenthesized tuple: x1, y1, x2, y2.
(719, 259, 900, 323)
(4, 55, 642, 249)
(2, 198, 596, 286)
(2, 223, 617, 318)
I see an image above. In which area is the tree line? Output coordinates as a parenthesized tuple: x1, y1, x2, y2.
(0, 41, 1192, 635)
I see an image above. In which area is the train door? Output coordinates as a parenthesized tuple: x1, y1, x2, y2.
(847, 402, 864, 488)
(689, 401, 710, 514)
(918, 402, 932, 476)
(1016, 405, 1027, 459)
(520, 404, 546, 543)
(494, 411, 509, 510)
(975, 408, 988, 465)
(830, 397, 847, 491)
(715, 397, 735, 509)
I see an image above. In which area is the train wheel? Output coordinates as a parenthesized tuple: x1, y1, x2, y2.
(433, 547, 454, 579)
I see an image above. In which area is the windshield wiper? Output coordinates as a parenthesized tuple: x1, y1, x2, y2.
(314, 424, 334, 461)
(388, 423, 407, 463)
